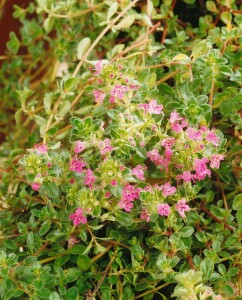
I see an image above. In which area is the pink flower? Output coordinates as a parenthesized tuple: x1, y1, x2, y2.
(158, 157, 171, 173)
(93, 60, 103, 75)
(140, 209, 150, 222)
(206, 130, 220, 146)
(147, 149, 162, 164)
(129, 83, 140, 90)
(105, 191, 111, 198)
(171, 122, 183, 133)
(69, 178, 75, 184)
(161, 137, 175, 149)
(148, 99, 163, 114)
(31, 182, 41, 191)
(35, 144, 47, 154)
(74, 141, 86, 154)
(118, 184, 140, 212)
(177, 171, 194, 182)
(210, 154, 224, 169)
(162, 182, 176, 197)
(164, 148, 173, 159)
(175, 198, 190, 217)
(131, 165, 146, 180)
(143, 186, 153, 192)
(69, 208, 87, 225)
(68, 236, 79, 248)
(110, 84, 129, 101)
(69, 158, 86, 173)
(84, 169, 96, 187)
(157, 203, 170, 217)
(93, 90, 106, 104)
(98, 138, 113, 155)
(138, 103, 149, 114)
(169, 111, 188, 132)
(110, 180, 117, 186)
(194, 158, 211, 180)
(186, 127, 202, 141)
(169, 111, 183, 124)
(200, 125, 208, 132)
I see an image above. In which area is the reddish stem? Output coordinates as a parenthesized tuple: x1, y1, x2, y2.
(200, 203, 234, 232)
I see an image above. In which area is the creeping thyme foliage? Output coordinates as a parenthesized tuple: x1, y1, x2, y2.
(0, 0, 241, 299)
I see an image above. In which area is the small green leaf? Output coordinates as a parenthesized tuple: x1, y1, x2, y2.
(222, 285, 234, 296)
(206, 1, 218, 13)
(233, 194, 242, 211)
(16, 87, 34, 110)
(107, 2, 118, 20)
(9, 149, 24, 159)
(57, 101, 71, 117)
(221, 12, 232, 25)
(114, 211, 133, 226)
(49, 292, 61, 300)
(44, 92, 55, 113)
(7, 32, 20, 54)
(39, 220, 51, 236)
(115, 15, 135, 30)
(180, 226, 194, 237)
(77, 254, 92, 271)
(236, 211, 242, 226)
(27, 232, 34, 252)
(64, 78, 78, 92)
(44, 16, 55, 33)
(200, 258, 214, 280)
(42, 182, 59, 199)
(65, 287, 78, 300)
(77, 37, 91, 59)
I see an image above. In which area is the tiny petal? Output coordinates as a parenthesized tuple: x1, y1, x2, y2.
(31, 182, 41, 191)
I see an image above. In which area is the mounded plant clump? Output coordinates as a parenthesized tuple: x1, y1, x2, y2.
(0, 0, 241, 299)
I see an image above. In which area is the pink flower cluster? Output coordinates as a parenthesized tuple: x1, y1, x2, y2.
(31, 182, 41, 191)
(186, 125, 220, 146)
(118, 184, 141, 212)
(69, 208, 87, 225)
(139, 99, 163, 115)
(84, 169, 96, 188)
(34, 144, 48, 154)
(161, 182, 176, 197)
(131, 165, 146, 180)
(98, 138, 113, 155)
(93, 90, 106, 104)
(169, 111, 188, 133)
(147, 148, 171, 173)
(110, 84, 129, 103)
(175, 198, 190, 217)
(93, 60, 103, 75)
(157, 198, 190, 218)
(74, 141, 86, 154)
(69, 158, 86, 173)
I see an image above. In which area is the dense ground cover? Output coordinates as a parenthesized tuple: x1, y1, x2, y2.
(0, 0, 241, 299)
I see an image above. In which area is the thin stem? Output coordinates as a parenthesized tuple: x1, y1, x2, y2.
(111, 22, 160, 63)
(43, 94, 63, 143)
(72, 0, 139, 77)
(40, 253, 64, 264)
(134, 282, 170, 299)
(209, 77, 215, 106)
(200, 203, 234, 232)
(92, 247, 118, 296)
(43, 3, 105, 19)
(91, 244, 113, 263)
(135, 61, 181, 70)
(156, 69, 180, 85)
